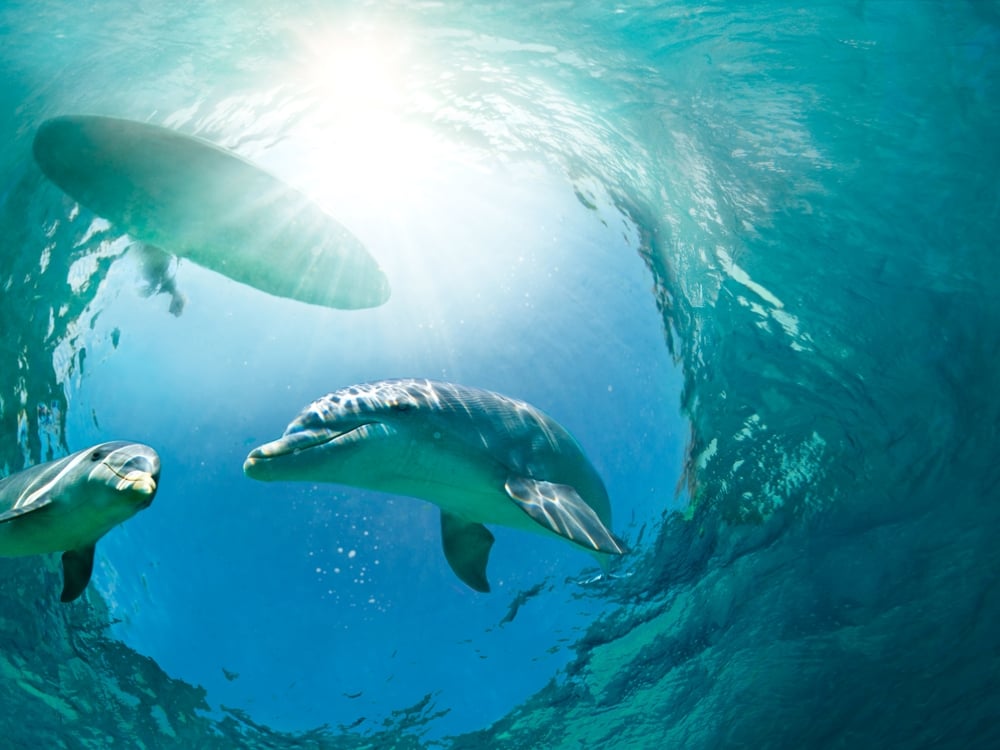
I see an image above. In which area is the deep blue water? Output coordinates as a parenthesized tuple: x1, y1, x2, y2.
(1, 1, 998, 748)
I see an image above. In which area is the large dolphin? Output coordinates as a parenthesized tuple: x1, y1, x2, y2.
(244, 379, 623, 592)
(32, 115, 390, 310)
(0, 441, 160, 602)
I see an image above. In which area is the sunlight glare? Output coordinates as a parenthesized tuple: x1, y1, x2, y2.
(269, 22, 540, 326)
(282, 25, 450, 211)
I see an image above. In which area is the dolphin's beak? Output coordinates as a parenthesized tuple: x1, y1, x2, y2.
(243, 423, 386, 478)
(128, 473, 157, 498)
(243, 447, 276, 477)
(248, 428, 336, 459)
(243, 429, 332, 477)
(109, 451, 160, 500)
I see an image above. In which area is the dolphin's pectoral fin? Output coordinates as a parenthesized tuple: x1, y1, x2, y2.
(60, 544, 96, 603)
(441, 512, 495, 593)
(0, 495, 54, 523)
(505, 476, 624, 555)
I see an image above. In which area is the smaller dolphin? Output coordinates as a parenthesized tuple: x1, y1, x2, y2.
(0, 441, 160, 602)
(244, 379, 622, 592)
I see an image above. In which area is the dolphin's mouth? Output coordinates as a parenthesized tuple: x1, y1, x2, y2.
(244, 423, 381, 469)
(104, 454, 159, 497)
(111, 469, 157, 496)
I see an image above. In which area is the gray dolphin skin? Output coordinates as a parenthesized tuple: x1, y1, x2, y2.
(0, 441, 160, 602)
(243, 379, 623, 592)
(32, 115, 390, 310)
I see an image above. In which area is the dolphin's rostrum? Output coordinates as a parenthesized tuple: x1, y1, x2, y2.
(244, 379, 623, 592)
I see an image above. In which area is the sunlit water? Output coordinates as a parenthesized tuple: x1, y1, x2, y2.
(1, 1, 998, 748)
(64, 155, 680, 734)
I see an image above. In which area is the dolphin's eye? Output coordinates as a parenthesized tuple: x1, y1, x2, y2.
(392, 401, 413, 413)
(89, 450, 104, 461)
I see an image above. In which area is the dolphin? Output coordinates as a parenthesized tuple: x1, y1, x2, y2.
(32, 114, 390, 310)
(243, 379, 622, 592)
(0, 441, 160, 602)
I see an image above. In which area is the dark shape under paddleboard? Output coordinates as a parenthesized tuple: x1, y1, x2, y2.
(33, 115, 390, 310)
(130, 242, 186, 316)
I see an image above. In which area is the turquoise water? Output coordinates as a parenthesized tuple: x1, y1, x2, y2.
(1, 1, 998, 748)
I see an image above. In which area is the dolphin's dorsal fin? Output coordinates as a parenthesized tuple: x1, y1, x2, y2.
(505, 476, 625, 555)
(60, 544, 96, 602)
(0, 494, 54, 523)
(440, 512, 495, 593)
